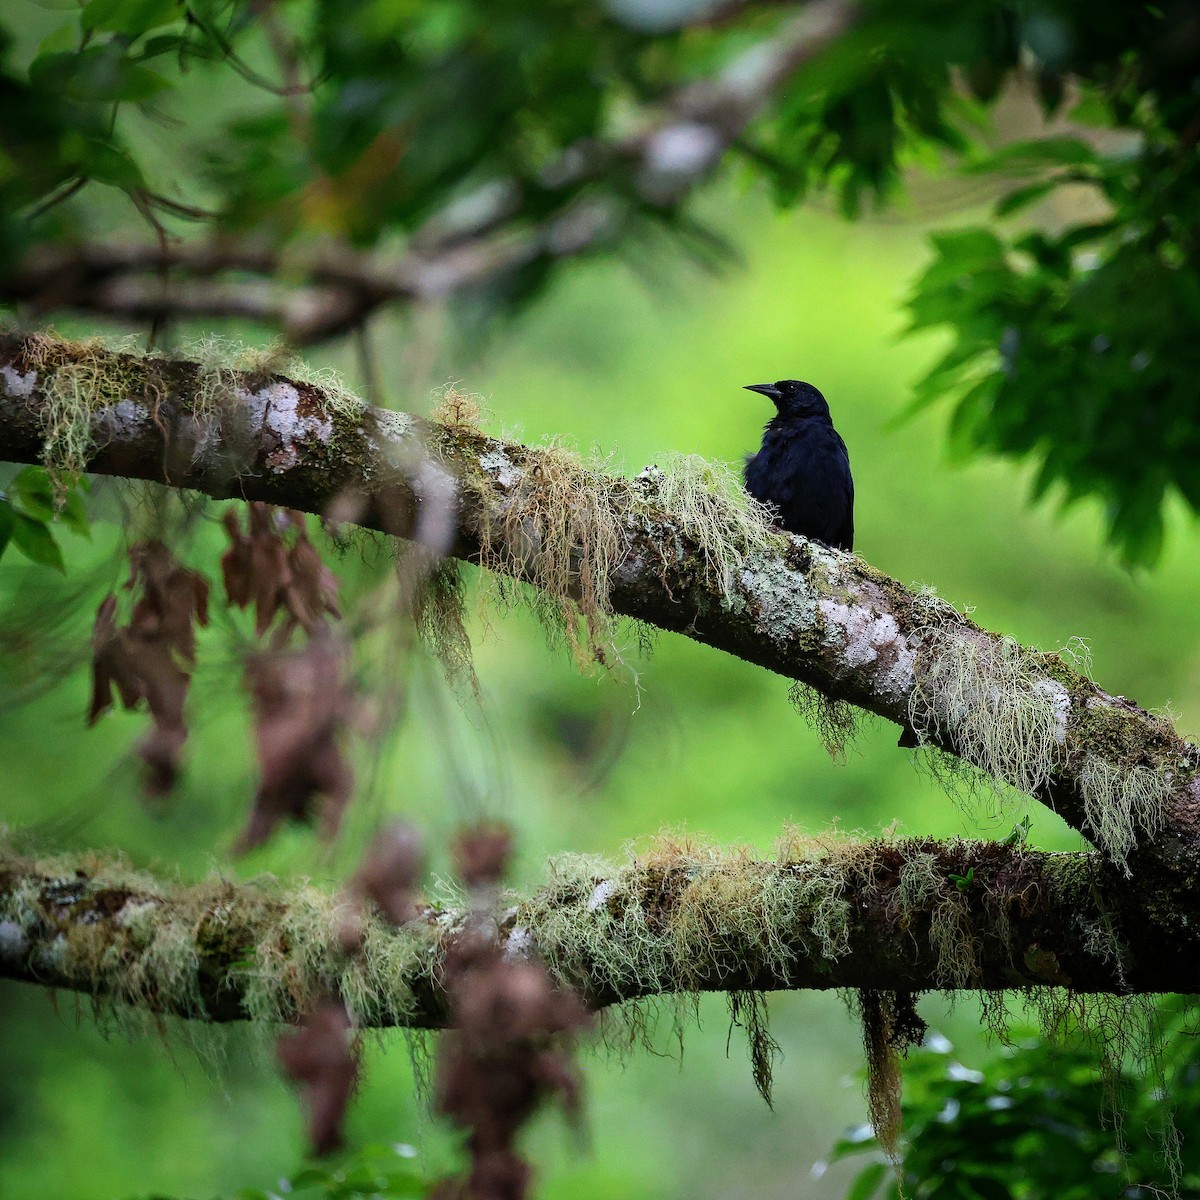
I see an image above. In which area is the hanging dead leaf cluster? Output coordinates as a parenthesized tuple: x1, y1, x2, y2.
(433, 824, 593, 1200)
(85, 501, 356, 851)
(221, 504, 341, 640)
(219, 501, 359, 851)
(88, 540, 210, 793)
(338, 820, 426, 952)
(236, 635, 356, 852)
(276, 1001, 359, 1157)
(283, 822, 429, 1153)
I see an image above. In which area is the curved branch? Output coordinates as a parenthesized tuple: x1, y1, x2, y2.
(0, 839, 1193, 1028)
(2, 331, 1198, 886)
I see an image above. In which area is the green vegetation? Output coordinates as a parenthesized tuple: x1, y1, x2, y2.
(4, 1, 1200, 1197)
(834, 997, 1200, 1198)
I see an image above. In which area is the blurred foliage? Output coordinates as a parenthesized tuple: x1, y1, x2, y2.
(217, 1142, 429, 1200)
(1, 0, 1199, 558)
(833, 996, 1200, 1199)
(0, 465, 90, 571)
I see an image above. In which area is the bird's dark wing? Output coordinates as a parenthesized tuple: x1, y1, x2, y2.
(832, 431, 854, 551)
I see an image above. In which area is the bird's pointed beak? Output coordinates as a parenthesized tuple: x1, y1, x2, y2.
(743, 383, 781, 402)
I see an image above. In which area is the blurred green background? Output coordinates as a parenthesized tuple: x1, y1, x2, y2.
(3, 188, 1200, 1200)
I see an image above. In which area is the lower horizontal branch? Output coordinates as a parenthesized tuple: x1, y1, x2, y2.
(1, 838, 1192, 1028)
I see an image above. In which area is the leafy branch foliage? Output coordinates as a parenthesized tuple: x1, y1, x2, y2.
(3, 0, 1199, 562)
(834, 997, 1200, 1200)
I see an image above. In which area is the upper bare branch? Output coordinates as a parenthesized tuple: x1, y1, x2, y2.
(3, 1, 857, 343)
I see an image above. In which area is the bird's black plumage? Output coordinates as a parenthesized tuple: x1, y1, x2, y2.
(742, 379, 854, 550)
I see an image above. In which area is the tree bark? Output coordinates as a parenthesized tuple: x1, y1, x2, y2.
(2, 330, 1200, 1016)
(0, 839, 1186, 1028)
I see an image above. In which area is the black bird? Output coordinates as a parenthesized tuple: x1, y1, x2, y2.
(742, 379, 854, 551)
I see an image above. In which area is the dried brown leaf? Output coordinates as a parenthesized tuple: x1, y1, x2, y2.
(453, 824, 514, 891)
(236, 635, 355, 852)
(435, 925, 591, 1200)
(222, 503, 340, 639)
(87, 541, 210, 794)
(277, 1001, 359, 1157)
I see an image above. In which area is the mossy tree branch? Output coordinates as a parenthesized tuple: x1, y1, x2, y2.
(3, 331, 1198, 887)
(1, 839, 1194, 1028)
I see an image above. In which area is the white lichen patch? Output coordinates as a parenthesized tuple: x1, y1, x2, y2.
(115, 898, 162, 930)
(99, 398, 151, 440)
(371, 408, 416, 444)
(587, 879, 619, 912)
(1033, 678, 1072, 743)
(0, 364, 36, 398)
(238, 381, 333, 470)
(480, 447, 521, 490)
(0, 919, 29, 961)
(818, 598, 917, 700)
(504, 925, 534, 959)
(739, 554, 818, 643)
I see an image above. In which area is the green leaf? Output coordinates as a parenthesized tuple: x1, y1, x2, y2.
(11, 466, 57, 522)
(10, 512, 65, 571)
(30, 47, 170, 103)
(36, 23, 80, 56)
(10, 468, 91, 537)
(80, 139, 146, 189)
(58, 487, 92, 538)
(970, 137, 1098, 174)
(994, 179, 1059, 218)
(845, 1160, 889, 1200)
(81, 0, 181, 35)
(830, 1124, 878, 1161)
(0, 499, 14, 561)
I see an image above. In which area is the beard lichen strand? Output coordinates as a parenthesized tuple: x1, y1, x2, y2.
(462, 436, 797, 670)
(634, 453, 781, 605)
(908, 630, 1070, 805)
(908, 624, 1176, 870)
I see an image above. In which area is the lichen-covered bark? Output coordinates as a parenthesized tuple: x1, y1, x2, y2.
(3, 332, 1198, 888)
(0, 841, 1191, 1027)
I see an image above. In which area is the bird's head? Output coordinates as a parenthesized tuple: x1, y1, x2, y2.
(743, 379, 830, 419)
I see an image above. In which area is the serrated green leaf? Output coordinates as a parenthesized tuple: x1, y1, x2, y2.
(10, 512, 65, 571)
